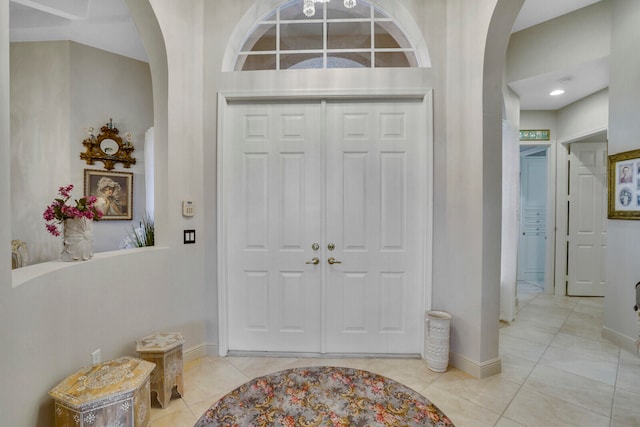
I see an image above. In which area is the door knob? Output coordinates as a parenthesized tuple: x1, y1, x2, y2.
(328, 257, 342, 264)
(305, 257, 320, 265)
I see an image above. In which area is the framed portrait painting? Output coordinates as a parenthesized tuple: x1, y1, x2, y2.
(608, 149, 640, 220)
(84, 169, 133, 220)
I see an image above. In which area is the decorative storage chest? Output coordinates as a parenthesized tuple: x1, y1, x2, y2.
(135, 332, 184, 409)
(49, 356, 155, 427)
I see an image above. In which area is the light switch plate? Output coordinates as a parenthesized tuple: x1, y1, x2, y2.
(184, 230, 196, 244)
(91, 349, 101, 365)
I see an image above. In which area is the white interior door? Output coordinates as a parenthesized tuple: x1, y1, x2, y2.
(222, 98, 428, 355)
(567, 142, 607, 296)
(517, 151, 547, 285)
(324, 101, 426, 354)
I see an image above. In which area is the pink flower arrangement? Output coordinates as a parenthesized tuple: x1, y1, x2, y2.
(43, 184, 103, 236)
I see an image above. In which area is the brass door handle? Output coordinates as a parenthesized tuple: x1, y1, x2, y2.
(306, 257, 320, 265)
(328, 257, 342, 264)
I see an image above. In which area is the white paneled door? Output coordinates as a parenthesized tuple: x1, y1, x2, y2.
(222, 98, 428, 355)
(324, 102, 426, 353)
(567, 142, 607, 296)
(517, 152, 547, 284)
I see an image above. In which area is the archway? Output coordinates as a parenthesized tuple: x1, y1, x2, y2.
(125, 0, 169, 246)
(483, 0, 524, 329)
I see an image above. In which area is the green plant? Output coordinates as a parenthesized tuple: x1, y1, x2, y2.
(127, 214, 155, 247)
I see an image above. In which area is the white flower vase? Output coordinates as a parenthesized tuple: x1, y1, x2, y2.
(61, 217, 94, 261)
(425, 310, 452, 373)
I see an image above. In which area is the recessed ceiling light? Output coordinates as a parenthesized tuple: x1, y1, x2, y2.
(550, 89, 565, 96)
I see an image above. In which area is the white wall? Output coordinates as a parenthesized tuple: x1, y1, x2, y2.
(604, 0, 640, 351)
(10, 41, 153, 264)
(435, 0, 523, 374)
(0, 0, 535, 423)
(0, 1, 207, 425)
(70, 42, 153, 252)
(0, 0, 12, 421)
(507, 0, 610, 84)
(520, 111, 559, 140)
(501, 85, 521, 322)
(10, 42, 71, 264)
(558, 89, 609, 142)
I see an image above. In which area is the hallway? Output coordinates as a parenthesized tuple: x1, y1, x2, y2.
(150, 288, 640, 427)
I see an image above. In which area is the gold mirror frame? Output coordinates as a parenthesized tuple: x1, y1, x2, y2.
(80, 120, 136, 170)
(607, 148, 640, 220)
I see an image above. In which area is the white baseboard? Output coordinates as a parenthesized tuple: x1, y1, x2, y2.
(185, 343, 506, 378)
(449, 352, 502, 379)
(184, 342, 218, 363)
(602, 326, 639, 356)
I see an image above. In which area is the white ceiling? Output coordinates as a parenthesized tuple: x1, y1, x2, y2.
(512, 0, 602, 32)
(9, 0, 147, 62)
(9, 0, 607, 111)
(511, 0, 607, 110)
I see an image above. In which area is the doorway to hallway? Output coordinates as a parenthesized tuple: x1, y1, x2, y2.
(517, 146, 548, 290)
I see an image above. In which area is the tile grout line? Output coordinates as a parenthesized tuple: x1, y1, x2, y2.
(495, 289, 556, 427)
(496, 290, 606, 426)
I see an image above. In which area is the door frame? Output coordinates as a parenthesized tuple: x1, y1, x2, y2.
(216, 90, 434, 356)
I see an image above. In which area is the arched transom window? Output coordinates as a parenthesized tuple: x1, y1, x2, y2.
(235, 0, 420, 70)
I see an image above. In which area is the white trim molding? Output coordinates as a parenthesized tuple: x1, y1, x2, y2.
(449, 352, 502, 379)
(221, 0, 431, 71)
(602, 327, 638, 356)
(183, 343, 211, 363)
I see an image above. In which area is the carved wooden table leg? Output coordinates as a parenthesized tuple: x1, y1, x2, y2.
(136, 333, 184, 409)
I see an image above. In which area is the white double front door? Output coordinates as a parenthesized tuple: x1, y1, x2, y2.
(221, 97, 429, 355)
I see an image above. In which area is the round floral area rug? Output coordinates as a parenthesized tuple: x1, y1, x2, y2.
(194, 366, 454, 427)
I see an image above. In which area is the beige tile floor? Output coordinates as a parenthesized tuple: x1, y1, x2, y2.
(150, 283, 640, 427)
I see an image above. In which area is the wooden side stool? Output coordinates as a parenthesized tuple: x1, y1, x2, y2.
(135, 332, 184, 409)
(48, 356, 155, 427)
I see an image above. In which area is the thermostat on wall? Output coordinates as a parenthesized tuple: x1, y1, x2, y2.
(182, 200, 195, 217)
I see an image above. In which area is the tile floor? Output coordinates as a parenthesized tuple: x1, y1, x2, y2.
(150, 283, 640, 427)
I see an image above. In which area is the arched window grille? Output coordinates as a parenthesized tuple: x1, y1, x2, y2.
(235, 0, 419, 70)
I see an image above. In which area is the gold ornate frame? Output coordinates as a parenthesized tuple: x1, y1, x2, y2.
(608, 148, 640, 220)
(84, 169, 133, 221)
(80, 120, 136, 170)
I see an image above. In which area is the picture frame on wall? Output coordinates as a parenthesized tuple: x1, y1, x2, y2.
(608, 149, 640, 220)
(84, 169, 133, 221)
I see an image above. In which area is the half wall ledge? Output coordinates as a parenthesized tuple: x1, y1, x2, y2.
(10, 246, 168, 289)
